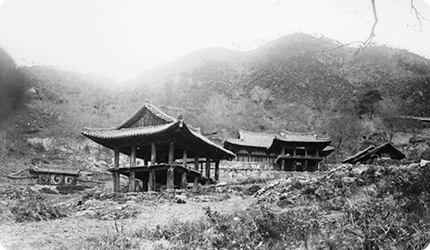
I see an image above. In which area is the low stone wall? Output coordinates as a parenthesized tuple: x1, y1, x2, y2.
(218, 161, 279, 182)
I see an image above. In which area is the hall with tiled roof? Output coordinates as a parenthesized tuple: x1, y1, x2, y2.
(82, 100, 235, 192)
(224, 129, 334, 171)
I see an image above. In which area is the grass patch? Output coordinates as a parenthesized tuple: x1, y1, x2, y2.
(10, 193, 67, 222)
(61, 164, 430, 250)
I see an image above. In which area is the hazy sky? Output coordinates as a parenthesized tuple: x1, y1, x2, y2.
(0, 0, 429, 82)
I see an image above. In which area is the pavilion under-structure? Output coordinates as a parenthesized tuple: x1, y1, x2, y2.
(82, 100, 235, 192)
(224, 129, 334, 171)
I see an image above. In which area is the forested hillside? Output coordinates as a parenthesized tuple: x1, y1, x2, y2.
(2, 33, 430, 166)
(130, 33, 430, 161)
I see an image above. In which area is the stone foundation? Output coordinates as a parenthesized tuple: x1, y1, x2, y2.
(218, 161, 279, 182)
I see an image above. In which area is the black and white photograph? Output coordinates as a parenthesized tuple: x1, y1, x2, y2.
(1, 0, 430, 249)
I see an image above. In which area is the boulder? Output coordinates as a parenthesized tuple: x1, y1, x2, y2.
(351, 166, 368, 176)
(409, 136, 426, 144)
(73, 210, 98, 218)
(420, 159, 430, 167)
(341, 176, 356, 184)
(174, 195, 187, 204)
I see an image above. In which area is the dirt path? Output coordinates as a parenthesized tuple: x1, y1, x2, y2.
(0, 196, 254, 250)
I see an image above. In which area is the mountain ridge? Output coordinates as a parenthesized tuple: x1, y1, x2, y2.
(1, 33, 430, 168)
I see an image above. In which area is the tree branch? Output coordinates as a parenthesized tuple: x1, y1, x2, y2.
(410, 0, 428, 32)
(356, 0, 378, 53)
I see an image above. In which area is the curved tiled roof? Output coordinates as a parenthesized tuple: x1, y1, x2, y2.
(185, 124, 235, 158)
(81, 101, 235, 160)
(82, 122, 178, 140)
(276, 130, 331, 143)
(224, 129, 275, 149)
(225, 129, 332, 150)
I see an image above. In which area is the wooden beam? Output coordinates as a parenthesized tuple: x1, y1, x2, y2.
(168, 141, 174, 165)
(142, 172, 148, 192)
(193, 176, 200, 191)
(151, 142, 156, 165)
(183, 148, 188, 168)
(194, 153, 199, 171)
(148, 169, 156, 191)
(180, 172, 187, 190)
(281, 146, 286, 171)
(113, 147, 120, 192)
(205, 157, 211, 178)
(214, 159, 220, 181)
(129, 145, 136, 192)
(166, 167, 174, 191)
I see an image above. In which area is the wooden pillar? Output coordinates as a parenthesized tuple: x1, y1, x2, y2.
(304, 160, 308, 171)
(194, 153, 199, 171)
(148, 169, 156, 191)
(305, 148, 308, 157)
(214, 159, 220, 181)
(166, 167, 174, 191)
(168, 141, 174, 165)
(113, 147, 120, 192)
(180, 171, 187, 190)
(142, 172, 148, 192)
(151, 142, 156, 165)
(129, 145, 136, 192)
(193, 176, 200, 191)
(281, 146, 286, 171)
(205, 158, 211, 178)
(293, 147, 296, 157)
(183, 148, 188, 168)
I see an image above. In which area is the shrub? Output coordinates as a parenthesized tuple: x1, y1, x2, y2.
(10, 193, 67, 222)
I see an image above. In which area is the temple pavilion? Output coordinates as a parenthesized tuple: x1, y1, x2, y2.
(82, 100, 235, 192)
(224, 129, 334, 171)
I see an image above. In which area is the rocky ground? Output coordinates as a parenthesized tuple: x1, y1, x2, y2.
(1, 160, 430, 249)
(0, 179, 257, 250)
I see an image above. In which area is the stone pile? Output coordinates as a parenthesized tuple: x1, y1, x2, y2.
(252, 164, 387, 207)
(72, 198, 141, 220)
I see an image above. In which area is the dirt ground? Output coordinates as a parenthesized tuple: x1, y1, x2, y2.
(0, 187, 255, 250)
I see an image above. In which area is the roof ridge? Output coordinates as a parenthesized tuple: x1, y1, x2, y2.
(145, 100, 177, 123)
(188, 125, 201, 134)
(239, 129, 276, 136)
(281, 130, 315, 135)
(113, 100, 177, 129)
(82, 122, 177, 132)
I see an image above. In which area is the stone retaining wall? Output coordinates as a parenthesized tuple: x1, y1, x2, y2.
(218, 161, 279, 182)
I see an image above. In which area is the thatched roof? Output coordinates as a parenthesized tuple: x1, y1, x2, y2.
(342, 143, 405, 164)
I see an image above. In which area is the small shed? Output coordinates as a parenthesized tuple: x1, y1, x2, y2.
(342, 143, 406, 164)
